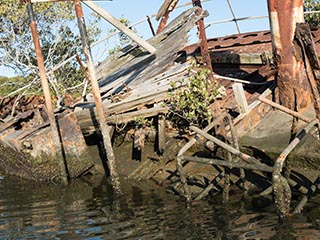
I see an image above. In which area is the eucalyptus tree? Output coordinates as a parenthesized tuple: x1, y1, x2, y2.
(0, 0, 100, 103)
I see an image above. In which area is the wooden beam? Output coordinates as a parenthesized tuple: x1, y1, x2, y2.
(182, 156, 273, 172)
(157, 113, 166, 154)
(258, 95, 313, 123)
(83, 1, 157, 54)
(232, 83, 249, 114)
(106, 106, 168, 124)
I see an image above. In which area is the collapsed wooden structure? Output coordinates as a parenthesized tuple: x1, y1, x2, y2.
(1, 0, 320, 218)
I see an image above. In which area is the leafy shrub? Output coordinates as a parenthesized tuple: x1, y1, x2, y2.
(168, 62, 224, 128)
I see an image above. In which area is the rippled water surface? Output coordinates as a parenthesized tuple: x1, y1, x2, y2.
(0, 173, 319, 240)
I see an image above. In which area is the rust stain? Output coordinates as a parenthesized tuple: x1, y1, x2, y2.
(192, 0, 214, 82)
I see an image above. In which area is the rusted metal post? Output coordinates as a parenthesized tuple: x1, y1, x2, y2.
(267, 0, 311, 112)
(74, 0, 120, 190)
(146, 16, 156, 36)
(23, 0, 68, 184)
(192, 0, 214, 83)
(156, 0, 180, 34)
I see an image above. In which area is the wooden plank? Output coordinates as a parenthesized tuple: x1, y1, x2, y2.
(106, 106, 168, 124)
(76, 91, 169, 133)
(83, 1, 156, 54)
(158, 113, 166, 154)
(232, 83, 249, 114)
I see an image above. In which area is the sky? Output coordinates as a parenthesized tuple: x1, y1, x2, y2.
(0, 0, 270, 77)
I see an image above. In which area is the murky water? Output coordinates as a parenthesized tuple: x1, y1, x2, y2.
(0, 173, 319, 240)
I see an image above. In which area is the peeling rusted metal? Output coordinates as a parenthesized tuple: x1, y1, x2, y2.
(192, 0, 214, 83)
(156, 0, 180, 34)
(24, 1, 69, 184)
(267, 0, 311, 111)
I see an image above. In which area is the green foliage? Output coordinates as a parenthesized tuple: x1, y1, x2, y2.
(168, 62, 222, 128)
(0, 75, 36, 97)
(0, 1, 101, 99)
(134, 115, 153, 127)
(304, 0, 320, 27)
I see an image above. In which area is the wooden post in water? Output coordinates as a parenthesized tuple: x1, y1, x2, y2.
(22, 0, 68, 184)
(74, 0, 120, 190)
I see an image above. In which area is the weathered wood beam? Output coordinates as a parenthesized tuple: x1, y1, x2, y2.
(294, 176, 320, 214)
(106, 106, 167, 125)
(190, 125, 269, 167)
(258, 96, 312, 123)
(295, 23, 320, 122)
(232, 83, 249, 114)
(157, 113, 166, 154)
(83, 1, 156, 54)
(272, 119, 318, 217)
(182, 156, 273, 172)
(176, 112, 229, 200)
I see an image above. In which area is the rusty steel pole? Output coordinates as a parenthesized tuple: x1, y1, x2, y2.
(24, 0, 68, 184)
(146, 15, 156, 37)
(267, 0, 310, 110)
(192, 0, 214, 83)
(74, 0, 120, 190)
(156, 0, 180, 34)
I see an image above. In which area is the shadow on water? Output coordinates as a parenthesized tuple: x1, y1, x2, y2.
(0, 173, 319, 239)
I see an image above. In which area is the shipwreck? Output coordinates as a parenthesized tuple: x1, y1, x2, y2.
(1, 0, 320, 218)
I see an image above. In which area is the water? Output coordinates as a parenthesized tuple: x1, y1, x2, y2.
(0, 174, 320, 240)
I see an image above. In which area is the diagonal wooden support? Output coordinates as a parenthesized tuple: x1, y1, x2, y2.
(194, 171, 224, 201)
(176, 112, 228, 200)
(190, 125, 270, 168)
(74, 0, 120, 191)
(83, 1, 156, 54)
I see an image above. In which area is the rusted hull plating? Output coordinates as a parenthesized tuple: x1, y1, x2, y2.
(267, 0, 312, 111)
(24, 0, 68, 183)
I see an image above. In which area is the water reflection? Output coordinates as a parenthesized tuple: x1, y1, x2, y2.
(0, 174, 319, 239)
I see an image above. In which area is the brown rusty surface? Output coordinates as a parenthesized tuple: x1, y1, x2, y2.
(1, 111, 94, 180)
(0, 95, 45, 120)
(267, 0, 308, 110)
(156, 0, 180, 34)
(74, 0, 84, 18)
(183, 28, 320, 56)
(192, 0, 213, 79)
